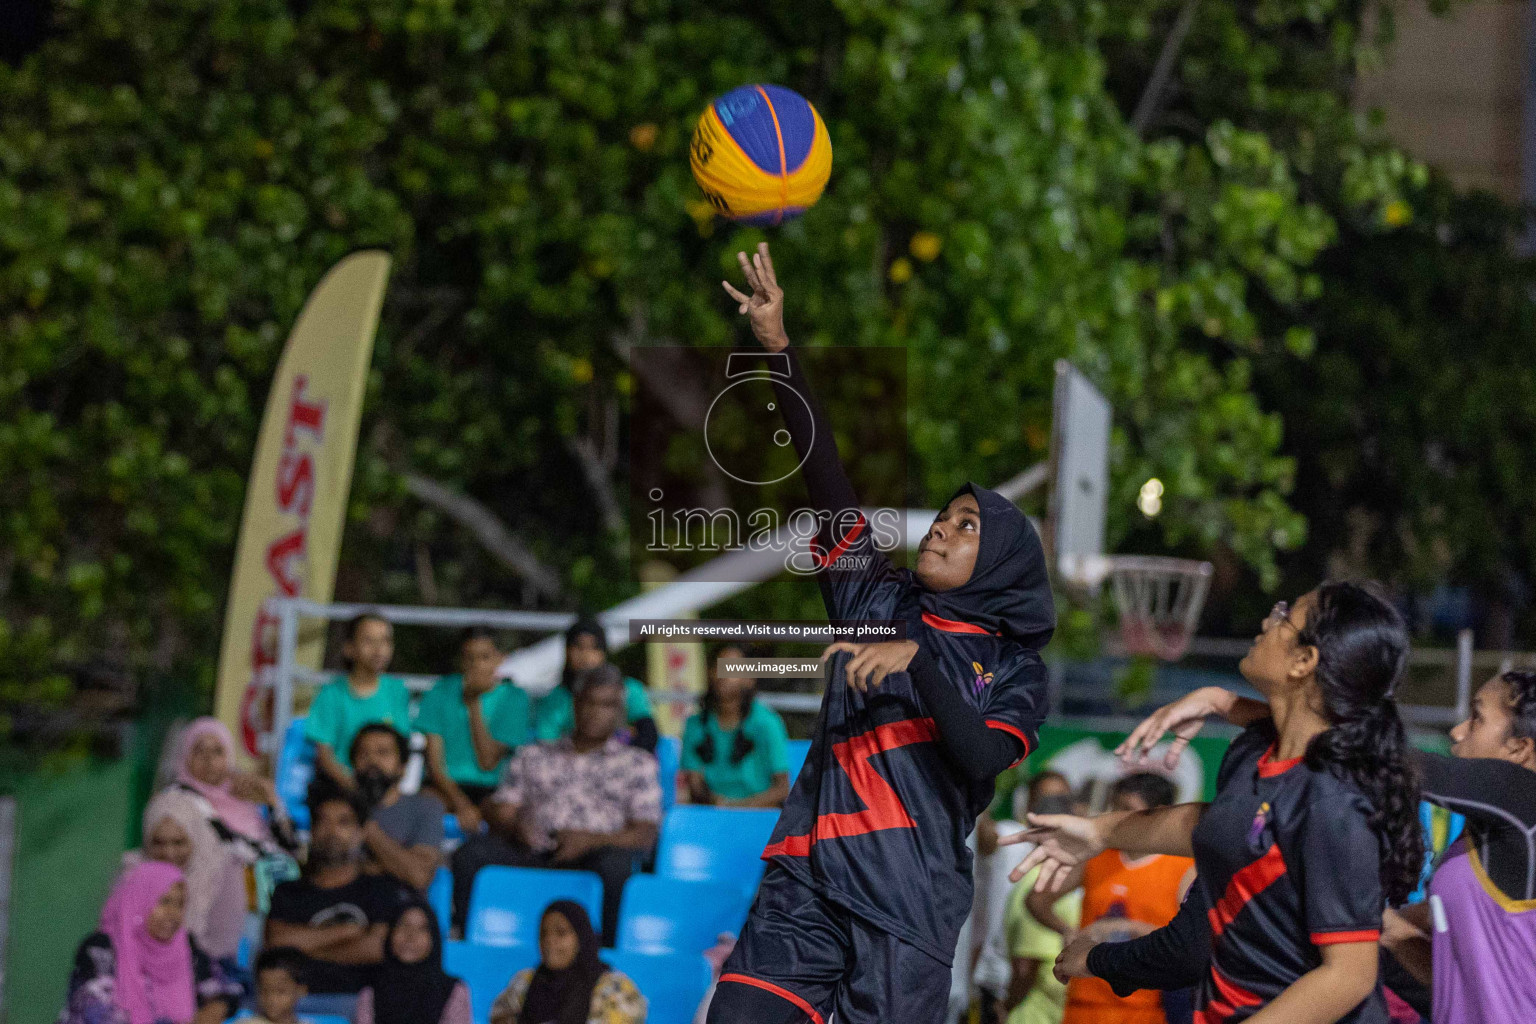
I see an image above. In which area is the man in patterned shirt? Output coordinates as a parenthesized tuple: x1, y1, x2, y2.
(450, 663, 662, 943)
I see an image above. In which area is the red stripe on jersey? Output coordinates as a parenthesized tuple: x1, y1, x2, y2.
(809, 513, 867, 569)
(1207, 843, 1288, 937)
(1256, 743, 1303, 778)
(761, 717, 937, 859)
(1210, 965, 1263, 1011)
(719, 974, 825, 1024)
(920, 611, 997, 635)
(984, 720, 1034, 767)
(1311, 929, 1381, 945)
(1194, 966, 1263, 1024)
(761, 834, 811, 858)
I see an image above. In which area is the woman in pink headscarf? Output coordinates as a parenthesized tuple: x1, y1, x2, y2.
(122, 788, 248, 964)
(58, 861, 240, 1024)
(171, 717, 297, 853)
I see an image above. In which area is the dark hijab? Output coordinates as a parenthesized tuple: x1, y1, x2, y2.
(519, 900, 608, 1024)
(560, 616, 608, 690)
(370, 899, 460, 1024)
(901, 483, 1055, 649)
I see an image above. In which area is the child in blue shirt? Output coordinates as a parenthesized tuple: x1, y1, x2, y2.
(305, 612, 412, 789)
(418, 627, 531, 834)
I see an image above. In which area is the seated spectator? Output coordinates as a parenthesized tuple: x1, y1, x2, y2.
(451, 664, 662, 944)
(490, 901, 645, 1024)
(419, 627, 531, 834)
(681, 645, 790, 808)
(306, 612, 411, 789)
(348, 723, 443, 892)
(247, 946, 308, 1024)
(355, 899, 473, 1024)
(171, 716, 300, 904)
(122, 788, 248, 968)
(534, 616, 658, 752)
(59, 861, 239, 1024)
(264, 789, 401, 1014)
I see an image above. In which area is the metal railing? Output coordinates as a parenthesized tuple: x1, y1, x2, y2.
(267, 598, 579, 755)
(266, 600, 1513, 753)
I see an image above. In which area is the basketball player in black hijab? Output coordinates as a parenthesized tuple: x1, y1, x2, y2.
(708, 243, 1056, 1024)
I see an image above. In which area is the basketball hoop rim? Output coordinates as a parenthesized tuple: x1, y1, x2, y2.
(1057, 553, 1213, 589)
(1059, 554, 1215, 662)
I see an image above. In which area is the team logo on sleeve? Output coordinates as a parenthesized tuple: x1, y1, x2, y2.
(970, 661, 993, 695)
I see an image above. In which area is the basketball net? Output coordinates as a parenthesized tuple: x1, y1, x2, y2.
(1107, 556, 1213, 661)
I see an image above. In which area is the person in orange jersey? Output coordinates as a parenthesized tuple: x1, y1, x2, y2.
(1027, 772, 1195, 1024)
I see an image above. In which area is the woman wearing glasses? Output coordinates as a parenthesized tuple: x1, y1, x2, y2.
(1001, 583, 1424, 1024)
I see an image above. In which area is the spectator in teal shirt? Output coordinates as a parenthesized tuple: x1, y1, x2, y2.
(681, 645, 790, 807)
(418, 627, 531, 835)
(534, 617, 658, 752)
(306, 612, 412, 789)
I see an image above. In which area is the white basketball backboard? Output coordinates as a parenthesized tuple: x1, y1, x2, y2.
(1050, 360, 1111, 589)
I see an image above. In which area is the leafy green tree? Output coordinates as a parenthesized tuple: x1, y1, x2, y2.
(1256, 182, 1536, 641)
(3, 0, 1377, 711)
(1083, 0, 1536, 639)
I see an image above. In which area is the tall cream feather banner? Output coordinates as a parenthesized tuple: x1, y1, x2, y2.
(213, 251, 391, 758)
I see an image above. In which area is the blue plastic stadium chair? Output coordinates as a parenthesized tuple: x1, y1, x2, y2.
(275, 717, 314, 830)
(467, 866, 604, 948)
(656, 734, 682, 811)
(655, 806, 779, 893)
(428, 865, 453, 936)
(616, 875, 751, 956)
(445, 940, 539, 1024)
(605, 949, 713, 1024)
(785, 739, 811, 785)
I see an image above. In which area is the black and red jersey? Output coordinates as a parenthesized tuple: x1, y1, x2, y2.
(1189, 721, 1389, 1024)
(761, 499, 1051, 962)
(756, 347, 1055, 964)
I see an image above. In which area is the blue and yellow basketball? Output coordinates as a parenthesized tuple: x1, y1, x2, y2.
(690, 84, 833, 225)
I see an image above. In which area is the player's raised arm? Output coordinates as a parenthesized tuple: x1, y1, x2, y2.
(724, 243, 900, 621)
(1002, 803, 1206, 888)
(1115, 686, 1272, 768)
(722, 242, 860, 520)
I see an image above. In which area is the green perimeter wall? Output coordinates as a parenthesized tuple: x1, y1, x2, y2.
(5, 759, 134, 1024)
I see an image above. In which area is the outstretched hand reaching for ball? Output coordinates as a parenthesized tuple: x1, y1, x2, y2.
(723, 242, 789, 352)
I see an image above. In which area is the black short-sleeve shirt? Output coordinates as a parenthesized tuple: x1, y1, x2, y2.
(1189, 721, 1389, 1024)
(267, 872, 404, 993)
